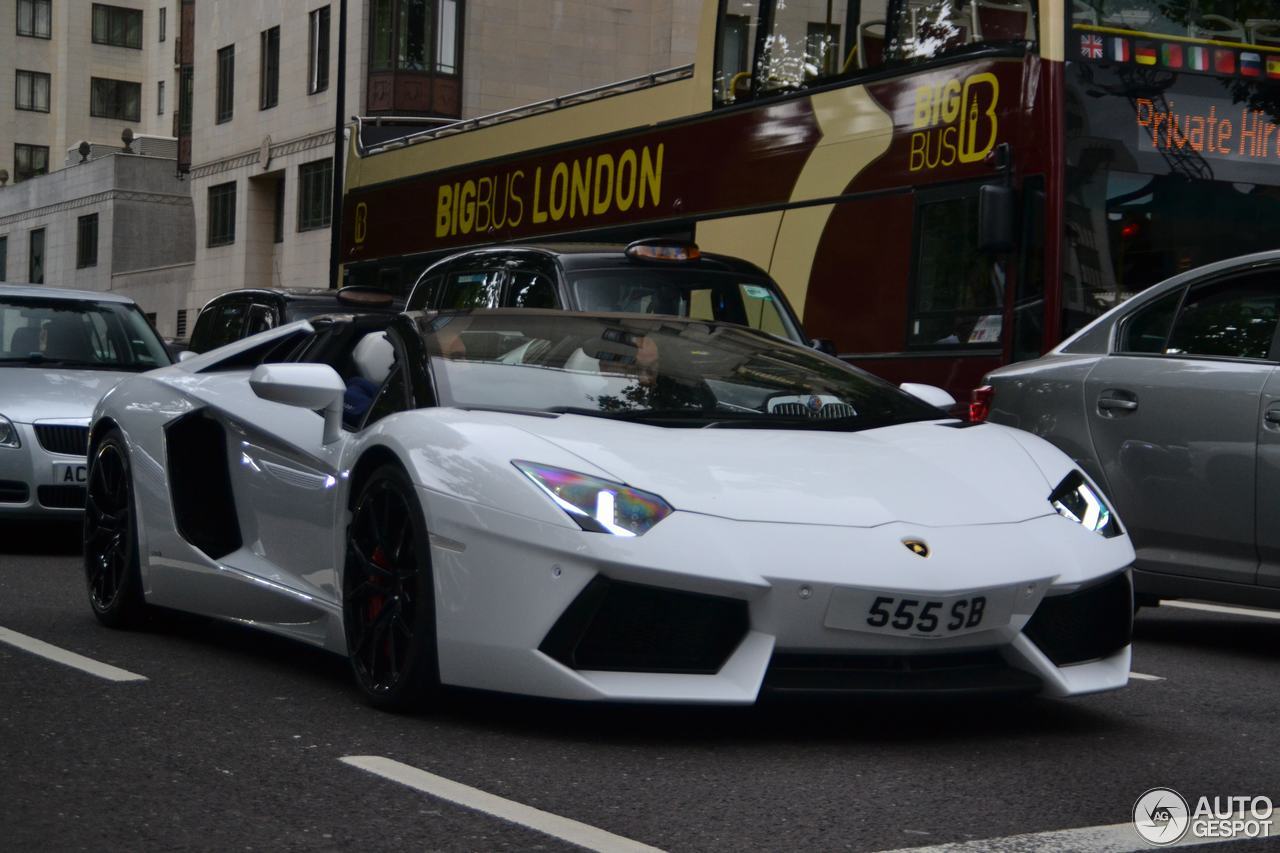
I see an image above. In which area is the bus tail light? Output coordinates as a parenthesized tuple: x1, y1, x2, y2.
(970, 385, 994, 423)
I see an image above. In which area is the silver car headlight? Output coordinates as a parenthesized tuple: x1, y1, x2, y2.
(1050, 471, 1120, 538)
(0, 416, 20, 449)
(513, 461, 673, 537)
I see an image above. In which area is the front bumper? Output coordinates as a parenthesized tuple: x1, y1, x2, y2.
(421, 492, 1135, 703)
(0, 421, 89, 518)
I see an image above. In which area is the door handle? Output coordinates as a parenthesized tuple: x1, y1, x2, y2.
(1098, 393, 1139, 413)
(1266, 408, 1280, 425)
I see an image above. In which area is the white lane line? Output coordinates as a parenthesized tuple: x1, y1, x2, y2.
(0, 625, 148, 683)
(876, 814, 1277, 852)
(1129, 671, 1164, 681)
(340, 755, 663, 853)
(1164, 600, 1280, 621)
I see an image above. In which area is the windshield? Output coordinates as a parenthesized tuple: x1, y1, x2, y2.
(420, 311, 943, 430)
(0, 296, 170, 371)
(569, 268, 804, 343)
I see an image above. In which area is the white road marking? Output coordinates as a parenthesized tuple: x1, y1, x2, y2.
(876, 814, 1277, 852)
(1128, 671, 1164, 681)
(1164, 600, 1280, 621)
(340, 755, 664, 853)
(0, 625, 147, 683)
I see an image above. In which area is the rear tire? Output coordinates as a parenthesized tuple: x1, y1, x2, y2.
(84, 430, 147, 628)
(343, 463, 440, 711)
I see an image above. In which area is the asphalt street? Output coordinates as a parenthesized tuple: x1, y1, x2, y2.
(2, 521, 1277, 852)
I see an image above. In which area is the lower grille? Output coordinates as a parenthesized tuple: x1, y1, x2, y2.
(1023, 571, 1133, 666)
(764, 650, 1042, 694)
(37, 485, 86, 509)
(540, 577, 749, 674)
(0, 480, 29, 503)
(34, 424, 90, 456)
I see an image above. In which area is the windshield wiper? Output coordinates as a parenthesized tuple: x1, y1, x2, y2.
(0, 355, 121, 369)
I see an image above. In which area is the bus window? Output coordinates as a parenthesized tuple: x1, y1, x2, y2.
(909, 189, 1005, 348)
(716, 0, 1036, 105)
(439, 271, 503, 309)
(1012, 177, 1046, 362)
(1062, 168, 1280, 339)
(717, 10, 755, 103)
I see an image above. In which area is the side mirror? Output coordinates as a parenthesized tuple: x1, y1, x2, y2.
(249, 363, 346, 444)
(978, 183, 1017, 253)
(900, 382, 957, 411)
(177, 350, 197, 362)
(810, 338, 838, 356)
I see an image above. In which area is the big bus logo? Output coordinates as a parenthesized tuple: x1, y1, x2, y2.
(908, 72, 1000, 172)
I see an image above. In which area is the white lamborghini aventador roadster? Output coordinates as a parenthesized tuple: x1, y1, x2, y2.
(85, 309, 1135, 709)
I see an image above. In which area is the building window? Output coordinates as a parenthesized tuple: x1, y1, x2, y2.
(0, 236, 7, 282)
(216, 45, 235, 123)
(92, 4, 144, 49)
(29, 229, 45, 284)
(77, 215, 99, 269)
(260, 26, 280, 110)
(176, 308, 188, 339)
(297, 159, 332, 231)
(309, 5, 331, 94)
(207, 181, 237, 247)
(145, 311, 157, 327)
(437, 0, 459, 74)
(159, 6, 166, 41)
(17, 0, 51, 39)
(14, 144, 49, 183)
(15, 70, 51, 113)
(369, 0, 462, 73)
(90, 78, 142, 122)
(273, 177, 286, 243)
(157, 80, 165, 115)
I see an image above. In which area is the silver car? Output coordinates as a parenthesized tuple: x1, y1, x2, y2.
(981, 250, 1280, 608)
(0, 284, 170, 519)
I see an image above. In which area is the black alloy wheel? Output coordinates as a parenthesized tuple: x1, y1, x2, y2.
(84, 430, 146, 627)
(343, 463, 439, 711)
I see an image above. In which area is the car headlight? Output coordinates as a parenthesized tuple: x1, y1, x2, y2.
(0, 416, 20, 449)
(1050, 471, 1120, 538)
(513, 461, 673, 537)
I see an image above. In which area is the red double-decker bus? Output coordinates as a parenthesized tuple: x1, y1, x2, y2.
(342, 0, 1280, 397)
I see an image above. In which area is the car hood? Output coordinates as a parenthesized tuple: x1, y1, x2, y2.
(0, 368, 134, 422)
(506, 414, 1061, 527)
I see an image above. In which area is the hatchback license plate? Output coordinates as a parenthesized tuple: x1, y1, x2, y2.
(52, 461, 88, 485)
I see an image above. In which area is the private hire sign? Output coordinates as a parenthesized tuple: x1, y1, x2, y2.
(1136, 95, 1280, 162)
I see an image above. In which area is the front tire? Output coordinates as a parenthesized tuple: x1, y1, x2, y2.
(84, 429, 146, 628)
(343, 464, 439, 711)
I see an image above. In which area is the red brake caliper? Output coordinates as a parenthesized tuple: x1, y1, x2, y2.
(366, 545, 388, 623)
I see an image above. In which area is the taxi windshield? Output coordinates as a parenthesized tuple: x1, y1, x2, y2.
(420, 311, 943, 430)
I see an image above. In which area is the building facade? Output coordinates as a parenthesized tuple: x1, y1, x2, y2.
(3, 1, 700, 337)
(1, 0, 177, 183)
(0, 153, 194, 328)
